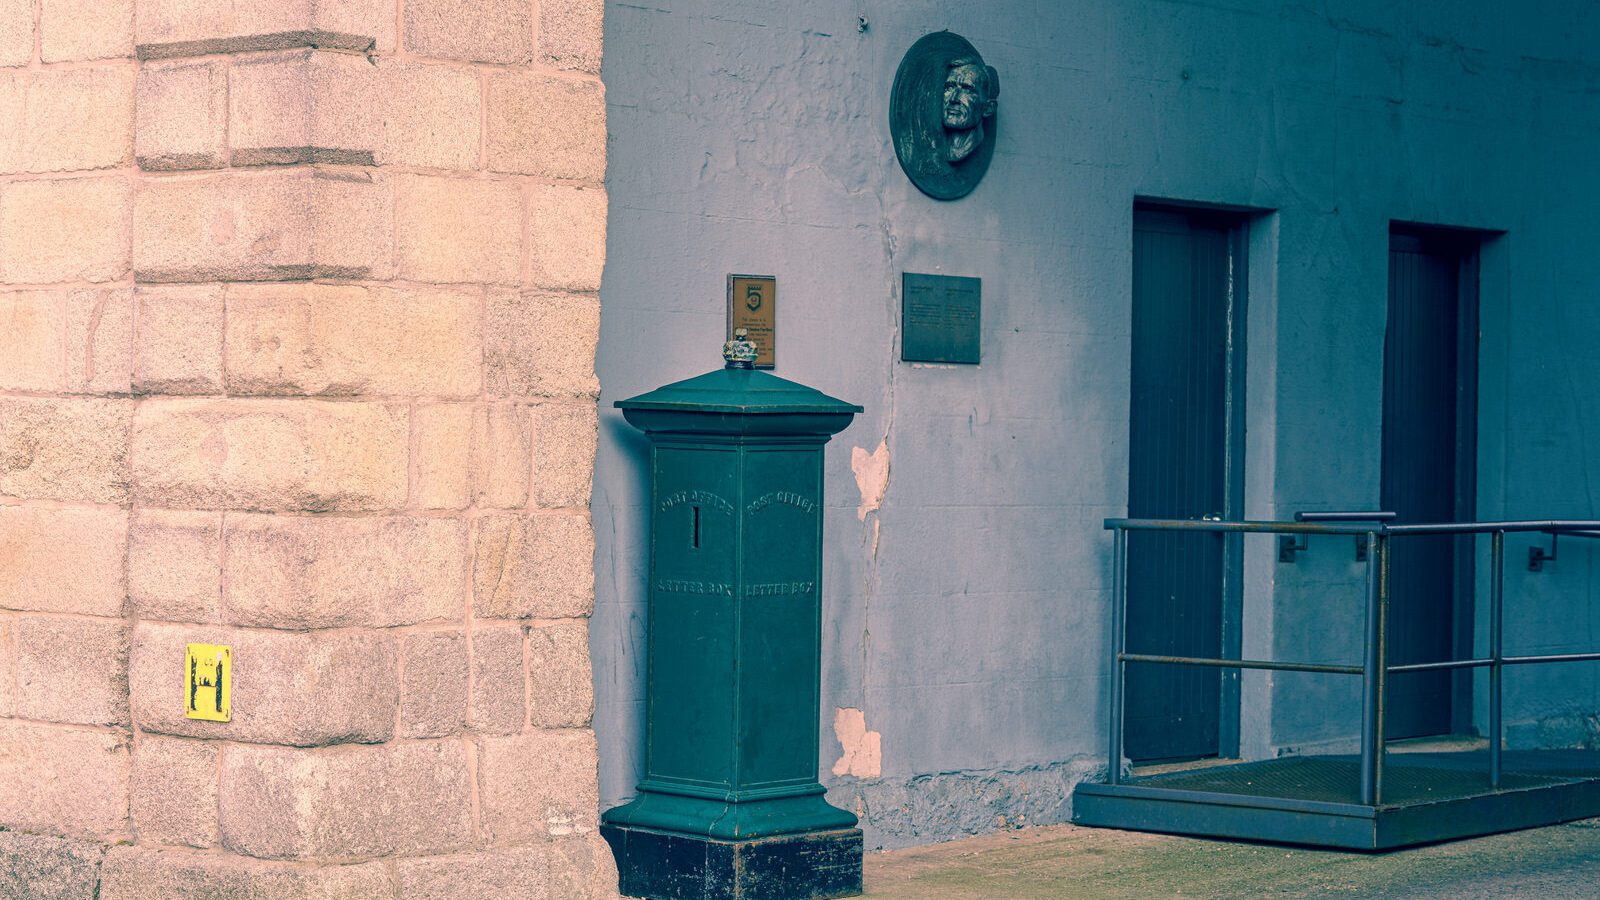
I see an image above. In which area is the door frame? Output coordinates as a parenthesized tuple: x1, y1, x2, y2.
(1386, 223, 1482, 735)
(1130, 199, 1251, 760)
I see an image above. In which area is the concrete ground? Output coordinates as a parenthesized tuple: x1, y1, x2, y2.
(861, 820, 1600, 898)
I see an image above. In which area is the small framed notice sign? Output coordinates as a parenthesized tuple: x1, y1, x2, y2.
(902, 273, 981, 364)
(727, 274, 776, 369)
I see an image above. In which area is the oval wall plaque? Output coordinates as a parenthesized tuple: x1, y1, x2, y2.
(890, 31, 1000, 201)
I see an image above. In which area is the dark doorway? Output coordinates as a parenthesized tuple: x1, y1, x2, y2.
(1125, 204, 1247, 763)
(1382, 227, 1480, 739)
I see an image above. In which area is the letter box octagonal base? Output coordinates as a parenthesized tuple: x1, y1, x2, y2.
(603, 824, 863, 900)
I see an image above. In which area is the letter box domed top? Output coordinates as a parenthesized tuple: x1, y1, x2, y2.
(616, 338, 861, 437)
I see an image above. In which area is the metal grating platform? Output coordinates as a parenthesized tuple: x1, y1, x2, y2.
(1073, 751, 1600, 850)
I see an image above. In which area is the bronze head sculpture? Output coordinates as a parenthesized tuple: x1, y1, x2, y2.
(891, 33, 999, 200)
(941, 56, 999, 164)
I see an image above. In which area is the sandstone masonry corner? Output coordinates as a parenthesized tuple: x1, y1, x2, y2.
(0, 0, 613, 896)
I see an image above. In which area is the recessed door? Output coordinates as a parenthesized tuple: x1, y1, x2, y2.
(1125, 206, 1246, 763)
(1382, 228, 1479, 739)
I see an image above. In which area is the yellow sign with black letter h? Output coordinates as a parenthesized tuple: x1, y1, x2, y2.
(184, 643, 231, 722)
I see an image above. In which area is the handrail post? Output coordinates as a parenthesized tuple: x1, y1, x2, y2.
(1107, 526, 1128, 784)
(1360, 530, 1382, 805)
(1363, 534, 1388, 800)
(1375, 533, 1390, 803)
(1489, 530, 1504, 789)
(1108, 526, 1127, 785)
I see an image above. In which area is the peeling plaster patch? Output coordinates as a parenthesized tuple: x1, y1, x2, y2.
(832, 707, 882, 778)
(851, 441, 889, 521)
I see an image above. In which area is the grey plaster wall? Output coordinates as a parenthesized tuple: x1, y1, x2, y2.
(592, 0, 1600, 848)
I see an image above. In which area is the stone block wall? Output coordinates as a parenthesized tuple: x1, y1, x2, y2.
(0, 1, 612, 896)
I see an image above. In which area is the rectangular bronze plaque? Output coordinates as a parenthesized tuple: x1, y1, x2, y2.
(901, 273, 980, 364)
(727, 274, 776, 369)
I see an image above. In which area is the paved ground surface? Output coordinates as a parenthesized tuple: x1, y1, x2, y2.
(861, 819, 1600, 898)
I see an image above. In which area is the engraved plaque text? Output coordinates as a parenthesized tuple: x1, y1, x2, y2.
(901, 272, 980, 364)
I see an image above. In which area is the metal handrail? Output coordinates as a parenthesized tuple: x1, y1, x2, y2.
(1296, 510, 1398, 523)
(1103, 516, 1600, 806)
(1386, 520, 1600, 535)
(1103, 516, 1600, 536)
(1105, 517, 1376, 534)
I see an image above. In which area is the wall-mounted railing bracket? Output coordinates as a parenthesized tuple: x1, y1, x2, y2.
(1278, 534, 1308, 562)
(1283, 512, 1396, 564)
(1525, 528, 1600, 572)
(1529, 534, 1557, 571)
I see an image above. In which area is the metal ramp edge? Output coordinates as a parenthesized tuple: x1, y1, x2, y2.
(1072, 756, 1600, 851)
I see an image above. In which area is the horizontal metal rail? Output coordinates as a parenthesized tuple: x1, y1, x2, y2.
(1102, 515, 1600, 807)
(1295, 510, 1398, 523)
(1106, 517, 1600, 536)
(1104, 517, 1377, 535)
(1120, 653, 1362, 676)
(1504, 652, 1600, 666)
(1390, 652, 1600, 673)
(1383, 520, 1600, 535)
(1388, 658, 1492, 673)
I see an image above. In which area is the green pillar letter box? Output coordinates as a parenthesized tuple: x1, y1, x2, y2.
(602, 331, 864, 900)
